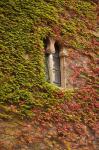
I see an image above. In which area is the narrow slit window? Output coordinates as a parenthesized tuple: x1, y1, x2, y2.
(44, 39, 61, 87)
(52, 43, 61, 86)
(53, 50, 61, 86)
(45, 53, 50, 82)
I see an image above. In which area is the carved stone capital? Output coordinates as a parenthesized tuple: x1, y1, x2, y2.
(59, 47, 68, 57)
(46, 37, 55, 54)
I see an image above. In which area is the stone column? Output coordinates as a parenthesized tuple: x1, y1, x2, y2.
(46, 37, 55, 54)
(46, 38, 55, 83)
(59, 47, 68, 88)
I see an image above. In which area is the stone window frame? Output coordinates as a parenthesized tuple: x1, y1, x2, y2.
(45, 37, 69, 88)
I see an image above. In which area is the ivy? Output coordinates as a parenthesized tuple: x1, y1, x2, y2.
(0, 0, 98, 117)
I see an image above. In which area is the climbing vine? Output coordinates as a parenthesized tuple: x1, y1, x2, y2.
(0, 0, 98, 118)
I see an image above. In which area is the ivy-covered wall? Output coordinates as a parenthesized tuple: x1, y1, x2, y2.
(0, 1, 99, 149)
(0, 0, 98, 113)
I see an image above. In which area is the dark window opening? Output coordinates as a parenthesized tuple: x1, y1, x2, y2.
(53, 42, 61, 86)
(45, 53, 50, 82)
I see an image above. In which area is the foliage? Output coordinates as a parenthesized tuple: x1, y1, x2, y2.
(0, 1, 98, 149)
(0, 0, 98, 117)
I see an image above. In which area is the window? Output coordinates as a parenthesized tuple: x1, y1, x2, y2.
(45, 40, 61, 87)
(45, 53, 50, 82)
(52, 44, 61, 86)
(44, 37, 71, 88)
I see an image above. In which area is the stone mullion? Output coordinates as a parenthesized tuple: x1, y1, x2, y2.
(60, 47, 68, 88)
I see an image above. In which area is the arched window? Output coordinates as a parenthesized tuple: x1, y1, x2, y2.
(52, 43, 61, 86)
(44, 37, 70, 88)
(45, 39, 61, 86)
